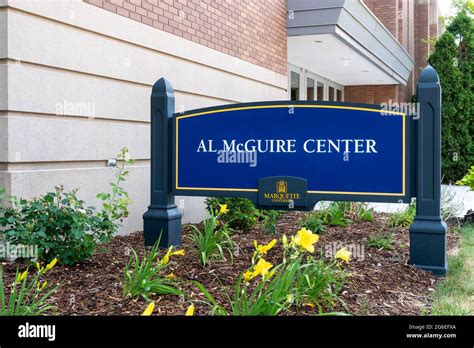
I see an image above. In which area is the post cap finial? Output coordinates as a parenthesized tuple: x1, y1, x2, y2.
(419, 65, 440, 84)
(152, 78, 174, 93)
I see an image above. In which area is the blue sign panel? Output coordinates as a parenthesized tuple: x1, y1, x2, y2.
(173, 102, 409, 205)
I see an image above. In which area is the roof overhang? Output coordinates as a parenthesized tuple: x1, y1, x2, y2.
(288, 0, 414, 86)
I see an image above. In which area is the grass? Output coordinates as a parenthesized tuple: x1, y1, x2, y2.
(431, 224, 474, 315)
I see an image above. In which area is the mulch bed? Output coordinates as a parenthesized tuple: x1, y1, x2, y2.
(1, 211, 460, 316)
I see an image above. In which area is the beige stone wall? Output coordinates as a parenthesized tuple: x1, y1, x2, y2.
(0, 0, 287, 234)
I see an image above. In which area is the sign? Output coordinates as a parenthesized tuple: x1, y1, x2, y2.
(144, 66, 447, 275)
(173, 102, 410, 206)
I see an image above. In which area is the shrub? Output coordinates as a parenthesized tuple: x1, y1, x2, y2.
(188, 207, 234, 266)
(429, 16, 474, 182)
(122, 242, 183, 301)
(367, 232, 395, 251)
(0, 259, 59, 315)
(205, 197, 259, 230)
(0, 148, 132, 265)
(388, 203, 415, 228)
(301, 212, 325, 233)
(260, 210, 282, 234)
(457, 166, 474, 191)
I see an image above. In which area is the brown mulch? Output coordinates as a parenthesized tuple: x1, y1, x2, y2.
(1, 211, 460, 316)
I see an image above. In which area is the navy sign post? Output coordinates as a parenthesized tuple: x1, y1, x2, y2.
(409, 66, 447, 275)
(143, 65, 447, 275)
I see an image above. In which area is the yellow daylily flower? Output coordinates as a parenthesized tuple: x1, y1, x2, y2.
(255, 239, 277, 255)
(294, 228, 319, 253)
(165, 273, 177, 280)
(16, 270, 28, 283)
(141, 302, 155, 316)
(160, 246, 173, 265)
(185, 304, 195, 316)
(253, 258, 273, 277)
(243, 270, 255, 282)
(37, 280, 47, 291)
(219, 204, 229, 215)
(171, 249, 185, 256)
(282, 234, 288, 246)
(45, 258, 58, 271)
(335, 247, 351, 263)
(303, 302, 315, 308)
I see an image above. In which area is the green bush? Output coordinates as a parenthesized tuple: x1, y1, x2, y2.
(457, 165, 474, 191)
(205, 197, 259, 230)
(260, 210, 282, 234)
(301, 212, 325, 233)
(0, 148, 132, 265)
(429, 11, 474, 182)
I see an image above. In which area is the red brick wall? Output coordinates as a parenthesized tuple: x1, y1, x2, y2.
(414, 0, 440, 86)
(344, 85, 401, 105)
(347, 0, 439, 104)
(84, 0, 288, 75)
(355, 0, 409, 103)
